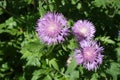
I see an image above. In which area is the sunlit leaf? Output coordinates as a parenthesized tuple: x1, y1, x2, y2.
(106, 62, 120, 80)
(49, 58, 59, 71)
(65, 59, 77, 74)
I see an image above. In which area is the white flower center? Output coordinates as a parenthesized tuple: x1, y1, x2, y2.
(86, 51, 92, 57)
(48, 26, 55, 32)
(84, 47, 96, 62)
(79, 27, 87, 35)
(48, 23, 57, 32)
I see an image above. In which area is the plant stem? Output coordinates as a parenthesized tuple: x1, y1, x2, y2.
(46, 45, 55, 56)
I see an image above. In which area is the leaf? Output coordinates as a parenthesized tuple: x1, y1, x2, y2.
(60, 77, 69, 80)
(0, 17, 18, 35)
(61, 43, 68, 51)
(0, 63, 9, 72)
(78, 66, 84, 75)
(91, 73, 98, 80)
(43, 75, 52, 80)
(38, 0, 46, 17)
(5, 17, 17, 29)
(115, 43, 120, 61)
(0, 23, 6, 29)
(24, 0, 33, 4)
(31, 70, 42, 80)
(18, 76, 25, 80)
(71, 0, 78, 5)
(32, 69, 51, 80)
(96, 36, 115, 44)
(67, 39, 77, 50)
(49, 4, 54, 12)
(26, 57, 41, 67)
(0, 0, 7, 9)
(20, 39, 45, 66)
(106, 62, 120, 80)
(100, 72, 106, 78)
(49, 58, 59, 71)
(69, 71, 79, 80)
(92, 0, 107, 8)
(61, 0, 65, 5)
(77, 3, 82, 10)
(65, 59, 77, 74)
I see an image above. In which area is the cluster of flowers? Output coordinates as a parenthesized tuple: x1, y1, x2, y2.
(36, 12, 104, 71)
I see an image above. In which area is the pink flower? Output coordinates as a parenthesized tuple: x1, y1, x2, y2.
(72, 20, 96, 41)
(74, 40, 104, 71)
(36, 12, 69, 45)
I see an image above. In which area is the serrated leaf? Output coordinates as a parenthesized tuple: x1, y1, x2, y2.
(49, 58, 59, 71)
(5, 17, 17, 29)
(96, 36, 115, 44)
(20, 39, 45, 66)
(31, 70, 41, 80)
(26, 57, 41, 67)
(38, 1, 46, 17)
(32, 69, 51, 80)
(106, 62, 120, 80)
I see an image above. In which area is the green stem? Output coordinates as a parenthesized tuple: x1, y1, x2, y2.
(46, 45, 55, 56)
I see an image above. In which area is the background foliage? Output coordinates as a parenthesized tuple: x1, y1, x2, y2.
(0, 0, 120, 80)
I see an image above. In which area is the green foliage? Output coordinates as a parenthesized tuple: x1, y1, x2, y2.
(65, 59, 77, 74)
(0, 0, 120, 80)
(96, 36, 115, 45)
(92, 0, 120, 16)
(116, 43, 120, 61)
(49, 58, 59, 71)
(0, 17, 17, 34)
(65, 59, 79, 80)
(21, 38, 44, 66)
(0, 0, 6, 15)
(106, 62, 120, 80)
(91, 73, 98, 80)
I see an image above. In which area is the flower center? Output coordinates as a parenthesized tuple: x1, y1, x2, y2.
(83, 47, 96, 63)
(48, 23, 57, 32)
(46, 21, 61, 37)
(79, 27, 88, 36)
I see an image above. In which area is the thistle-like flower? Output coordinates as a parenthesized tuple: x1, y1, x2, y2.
(72, 20, 95, 41)
(74, 40, 104, 71)
(36, 12, 69, 45)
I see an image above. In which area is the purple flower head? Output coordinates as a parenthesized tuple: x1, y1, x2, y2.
(72, 20, 96, 41)
(74, 40, 104, 71)
(36, 12, 69, 45)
